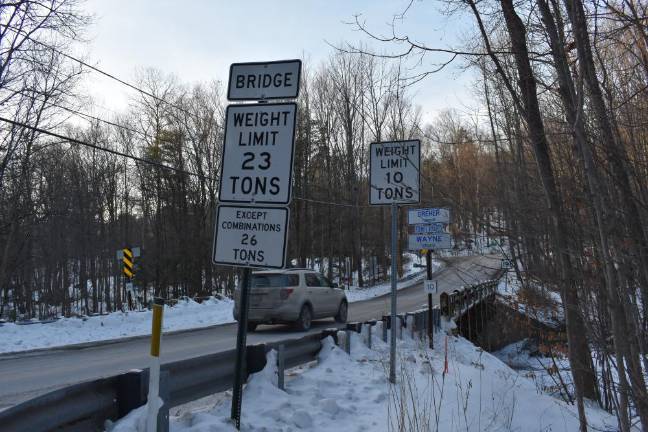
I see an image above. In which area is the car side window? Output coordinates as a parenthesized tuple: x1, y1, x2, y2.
(317, 274, 332, 287)
(305, 273, 320, 287)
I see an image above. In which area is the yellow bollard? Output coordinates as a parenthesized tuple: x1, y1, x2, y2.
(146, 298, 164, 432)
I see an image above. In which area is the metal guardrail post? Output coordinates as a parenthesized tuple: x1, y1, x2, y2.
(406, 314, 415, 339)
(336, 330, 347, 353)
(277, 344, 285, 391)
(345, 329, 352, 354)
(116, 370, 147, 418)
(382, 314, 389, 342)
(366, 323, 372, 349)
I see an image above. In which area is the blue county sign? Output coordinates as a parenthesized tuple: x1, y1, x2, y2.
(228, 60, 301, 101)
(369, 140, 420, 205)
(408, 208, 450, 225)
(408, 233, 452, 251)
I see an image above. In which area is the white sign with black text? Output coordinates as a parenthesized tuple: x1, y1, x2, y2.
(213, 205, 289, 269)
(408, 208, 450, 225)
(424, 280, 438, 294)
(369, 140, 420, 205)
(218, 103, 296, 205)
(228, 60, 302, 101)
(408, 233, 452, 251)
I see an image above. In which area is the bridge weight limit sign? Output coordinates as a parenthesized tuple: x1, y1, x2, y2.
(369, 139, 420, 385)
(369, 140, 421, 205)
(214, 59, 301, 430)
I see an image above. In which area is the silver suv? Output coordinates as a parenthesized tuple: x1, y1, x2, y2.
(233, 269, 348, 331)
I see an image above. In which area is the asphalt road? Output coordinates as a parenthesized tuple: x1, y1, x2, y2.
(0, 254, 501, 409)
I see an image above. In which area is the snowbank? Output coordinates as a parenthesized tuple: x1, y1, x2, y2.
(0, 297, 234, 354)
(110, 326, 619, 431)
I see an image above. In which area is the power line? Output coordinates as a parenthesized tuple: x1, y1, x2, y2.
(5, 87, 148, 139)
(0, 116, 373, 209)
(0, 115, 213, 180)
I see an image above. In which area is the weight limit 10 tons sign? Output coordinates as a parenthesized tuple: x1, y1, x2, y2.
(369, 140, 420, 205)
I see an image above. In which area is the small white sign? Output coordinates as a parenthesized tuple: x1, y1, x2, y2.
(424, 280, 437, 294)
(218, 103, 296, 204)
(413, 223, 447, 234)
(369, 140, 420, 205)
(408, 233, 452, 250)
(408, 208, 450, 225)
(213, 205, 289, 269)
(228, 60, 301, 100)
(501, 259, 513, 269)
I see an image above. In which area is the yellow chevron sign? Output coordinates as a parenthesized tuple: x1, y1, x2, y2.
(122, 248, 134, 279)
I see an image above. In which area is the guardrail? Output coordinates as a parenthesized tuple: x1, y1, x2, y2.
(439, 275, 502, 318)
(0, 276, 500, 432)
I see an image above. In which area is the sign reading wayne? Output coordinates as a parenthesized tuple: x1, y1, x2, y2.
(228, 59, 301, 100)
(218, 103, 297, 204)
(369, 140, 421, 205)
(213, 205, 289, 268)
(408, 233, 452, 250)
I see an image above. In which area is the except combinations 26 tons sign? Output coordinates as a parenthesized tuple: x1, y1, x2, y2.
(213, 205, 289, 268)
(369, 140, 421, 205)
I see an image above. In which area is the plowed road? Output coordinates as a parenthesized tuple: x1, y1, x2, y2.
(0, 254, 501, 409)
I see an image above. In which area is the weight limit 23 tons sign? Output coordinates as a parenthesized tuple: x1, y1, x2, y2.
(370, 140, 421, 205)
(218, 103, 297, 204)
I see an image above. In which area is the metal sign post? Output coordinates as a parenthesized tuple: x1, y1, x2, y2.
(369, 139, 421, 385)
(425, 250, 434, 349)
(390, 203, 398, 384)
(230, 268, 251, 428)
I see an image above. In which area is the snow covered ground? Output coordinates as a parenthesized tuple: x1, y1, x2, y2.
(0, 297, 234, 354)
(110, 326, 619, 432)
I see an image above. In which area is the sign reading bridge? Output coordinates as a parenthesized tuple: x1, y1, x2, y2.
(369, 140, 420, 205)
(228, 59, 301, 101)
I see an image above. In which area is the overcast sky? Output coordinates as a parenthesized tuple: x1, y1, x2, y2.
(78, 0, 477, 125)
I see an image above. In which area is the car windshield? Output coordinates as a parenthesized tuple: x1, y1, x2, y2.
(251, 274, 299, 288)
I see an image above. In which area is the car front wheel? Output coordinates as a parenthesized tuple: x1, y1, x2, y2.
(295, 304, 312, 331)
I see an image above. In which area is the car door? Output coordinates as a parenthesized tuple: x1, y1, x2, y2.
(314, 274, 339, 315)
(304, 273, 326, 318)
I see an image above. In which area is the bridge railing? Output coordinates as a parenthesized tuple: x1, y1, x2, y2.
(439, 274, 503, 318)
(0, 276, 501, 431)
